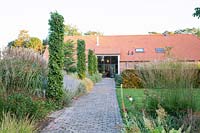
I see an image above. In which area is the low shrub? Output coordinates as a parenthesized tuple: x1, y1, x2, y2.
(33, 99, 58, 119)
(6, 93, 37, 119)
(60, 90, 73, 107)
(87, 73, 102, 84)
(82, 78, 94, 92)
(63, 75, 82, 92)
(0, 93, 57, 120)
(122, 106, 192, 133)
(68, 73, 79, 79)
(63, 74, 86, 100)
(144, 89, 199, 115)
(121, 69, 143, 88)
(42, 100, 58, 111)
(75, 82, 87, 96)
(161, 89, 198, 114)
(114, 74, 122, 87)
(61, 83, 86, 107)
(0, 112, 35, 133)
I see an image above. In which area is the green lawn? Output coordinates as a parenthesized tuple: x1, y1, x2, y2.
(116, 88, 200, 118)
(116, 88, 145, 116)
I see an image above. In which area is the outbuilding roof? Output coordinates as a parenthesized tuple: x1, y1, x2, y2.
(63, 34, 200, 61)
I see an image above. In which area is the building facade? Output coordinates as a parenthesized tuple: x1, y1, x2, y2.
(43, 34, 200, 77)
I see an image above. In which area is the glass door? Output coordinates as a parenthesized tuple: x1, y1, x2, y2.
(97, 56, 118, 77)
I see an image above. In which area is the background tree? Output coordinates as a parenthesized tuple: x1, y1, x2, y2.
(8, 41, 15, 48)
(193, 7, 200, 19)
(42, 38, 48, 46)
(174, 28, 197, 34)
(47, 12, 65, 101)
(14, 30, 30, 47)
(148, 32, 161, 35)
(88, 49, 94, 75)
(195, 29, 200, 37)
(64, 40, 76, 73)
(27, 37, 43, 52)
(8, 30, 44, 52)
(64, 24, 81, 36)
(148, 27, 200, 37)
(84, 31, 103, 36)
(77, 39, 86, 79)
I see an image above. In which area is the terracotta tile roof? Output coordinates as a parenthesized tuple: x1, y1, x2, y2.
(64, 34, 200, 62)
(94, 48, 120, 55)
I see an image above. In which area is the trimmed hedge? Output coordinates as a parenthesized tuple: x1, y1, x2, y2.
(121, 69, 143, 88)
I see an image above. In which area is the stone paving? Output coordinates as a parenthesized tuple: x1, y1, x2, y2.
(41, 78, 123, 133)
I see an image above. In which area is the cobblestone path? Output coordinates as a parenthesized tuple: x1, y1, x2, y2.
(41, 78, 123, 133)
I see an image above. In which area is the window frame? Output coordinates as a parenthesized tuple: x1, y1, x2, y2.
(155, 48, 165, 53)
(135, 48, 144, 53)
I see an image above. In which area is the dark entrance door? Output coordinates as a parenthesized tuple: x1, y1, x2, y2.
(97, 56, 118, 78)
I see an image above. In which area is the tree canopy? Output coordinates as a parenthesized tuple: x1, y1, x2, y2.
(64, 24, 81, 36)
(64, 24, 103, 36)
(8, 30, 43, 52)
(193, 7, 200, 19)
(148, 27, 200, 37)
(84, 31, 103, 36)
(27, 37, 43, 52)
(14, 30, 30, 47)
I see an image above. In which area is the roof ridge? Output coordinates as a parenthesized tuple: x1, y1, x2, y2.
(64, 34, 196, 38)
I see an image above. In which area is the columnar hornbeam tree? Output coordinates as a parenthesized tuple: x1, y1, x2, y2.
(88, 49, 98, 75)
(88, 49, 94, 75)
(93, 54, 98, 73)
(77, 39, 86, 79)
(47, 12, 65, 101)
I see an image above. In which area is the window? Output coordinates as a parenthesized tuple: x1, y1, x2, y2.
(155, 48, 165, 53)
(135, 48, 144, 53)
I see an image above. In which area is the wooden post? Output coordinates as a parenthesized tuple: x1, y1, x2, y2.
(120, 84, 127, 117)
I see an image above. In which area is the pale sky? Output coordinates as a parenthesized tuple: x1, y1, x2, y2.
(0, 0, 200, 47)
